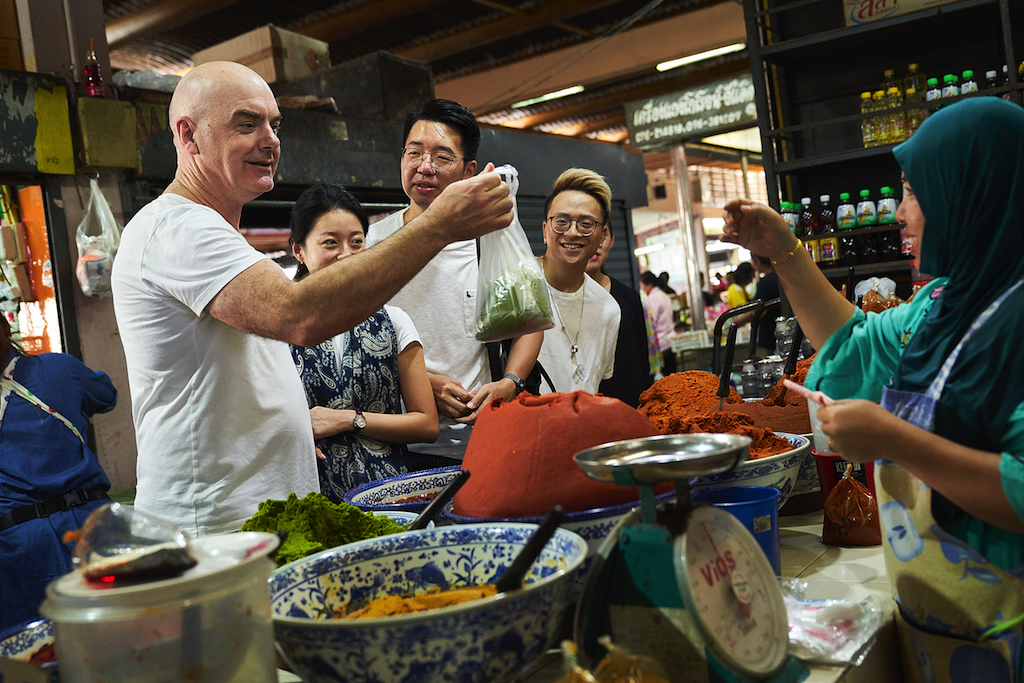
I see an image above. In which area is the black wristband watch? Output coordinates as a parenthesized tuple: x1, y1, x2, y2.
(503, 373, 526, 396)
(352, 408, 367, 433)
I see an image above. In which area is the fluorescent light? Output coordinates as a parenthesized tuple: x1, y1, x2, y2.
(511, 85, 584, 109)
(634, 244, 666, 256)
(657, 43, 746, 72)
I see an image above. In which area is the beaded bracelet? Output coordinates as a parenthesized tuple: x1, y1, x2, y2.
(771, 239, 804, 266)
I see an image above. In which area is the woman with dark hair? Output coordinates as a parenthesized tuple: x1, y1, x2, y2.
(0, 316, 116, 631)
(289, 182, 438, 500)
(725, 261, 755, 309)
(640, 270, 676, 375)
(725, 98, 1024, 681)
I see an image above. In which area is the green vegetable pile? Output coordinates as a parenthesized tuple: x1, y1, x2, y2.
(475, 265, 554, 342)
(241, 492, 407, 567)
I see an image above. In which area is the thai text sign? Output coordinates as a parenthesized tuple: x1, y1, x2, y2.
(625, 73, 757, 150)
(843, 0, 958, 26)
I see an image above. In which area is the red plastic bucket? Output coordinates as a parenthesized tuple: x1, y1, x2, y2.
(812, 450, 876, 502)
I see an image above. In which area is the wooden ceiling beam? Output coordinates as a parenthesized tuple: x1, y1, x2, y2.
(396, 0, 619, 63)
(106, 0, 241, 47)
(466, 0, 595, 38)
(294, 0, 427, 43)
(498, 58, 747, 129)
(544, 112, 625, 137)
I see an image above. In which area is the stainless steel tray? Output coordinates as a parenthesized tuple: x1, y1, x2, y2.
(573, 433, 751, 485)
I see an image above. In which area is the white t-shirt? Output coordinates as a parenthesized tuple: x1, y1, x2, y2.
(332, 305, 420, 372)
(538, 277, 620, 394)
(111, 194, 319, 537)
(367, 209, 490, 458)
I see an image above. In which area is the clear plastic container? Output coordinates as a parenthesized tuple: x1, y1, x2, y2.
(41, 532, 279, 683)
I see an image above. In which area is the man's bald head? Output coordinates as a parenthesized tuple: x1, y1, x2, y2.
(169, 62, 274, 143)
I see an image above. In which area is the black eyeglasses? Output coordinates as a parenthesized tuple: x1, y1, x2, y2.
(546, 215, 603, 237)
(401, 148, 462, 172)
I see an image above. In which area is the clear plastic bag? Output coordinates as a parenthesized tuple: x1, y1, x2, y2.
(474, 164, 555, 342)
(75, 178, 121, 297)
(781, 577, 887, 666)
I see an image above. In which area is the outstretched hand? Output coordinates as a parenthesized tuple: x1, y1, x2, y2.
(428, 162, 514, 242)
(722, 198, 799, 262)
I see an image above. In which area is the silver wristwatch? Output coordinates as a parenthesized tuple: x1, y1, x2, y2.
(503, 373, 525, 395)
(352, 408, 367, 432)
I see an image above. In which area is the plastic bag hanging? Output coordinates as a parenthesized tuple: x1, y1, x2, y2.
(474, 164, 555, 342)
(75, 178, 121, 297)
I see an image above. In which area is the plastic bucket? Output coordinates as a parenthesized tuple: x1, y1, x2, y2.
(813, 449, 876, 502)
(691, 486, 781, 575)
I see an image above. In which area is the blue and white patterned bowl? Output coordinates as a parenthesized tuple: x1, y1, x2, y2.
(270, 523, 587, 683)
(442, 491, 676, 594)
(344, 466, 461, 522)
(0, 618, 58, 681)
(691, 433, 810, 509)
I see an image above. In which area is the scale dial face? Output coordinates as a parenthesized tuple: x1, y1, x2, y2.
(675, 506, 789, 678)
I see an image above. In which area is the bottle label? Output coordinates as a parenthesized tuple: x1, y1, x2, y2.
(961, 82, 978, 94)
(837, 205, 857, 229)
(877, 198, 898, 224)
(819, 237, 840, 262)
(942, 85, 960, 98)
(857, 201, 877, 226)
(804, 239, 820, 263)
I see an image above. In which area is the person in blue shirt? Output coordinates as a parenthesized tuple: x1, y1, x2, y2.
(0, 316, 116, 631)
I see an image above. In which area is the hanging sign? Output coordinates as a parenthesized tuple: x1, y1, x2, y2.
(624, 73, 757, 150)
(843, 0, 959, 26)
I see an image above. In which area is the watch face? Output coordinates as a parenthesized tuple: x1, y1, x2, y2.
(353, 412, 367, 430)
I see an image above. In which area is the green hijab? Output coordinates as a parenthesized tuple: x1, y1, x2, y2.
(891, 98, 1024, 451)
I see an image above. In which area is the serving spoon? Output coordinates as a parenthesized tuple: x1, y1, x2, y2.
(495, 505, 566, 593)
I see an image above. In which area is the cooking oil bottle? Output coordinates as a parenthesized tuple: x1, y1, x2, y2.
(872, 90, 889, 144)
(886, 87, 905, 142)
(860, 92, 875, 147)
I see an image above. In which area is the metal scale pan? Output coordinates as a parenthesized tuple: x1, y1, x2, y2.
(572, 434, 804, 683)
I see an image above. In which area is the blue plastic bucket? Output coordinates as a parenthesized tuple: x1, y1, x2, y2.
(691, 486, 781, 575)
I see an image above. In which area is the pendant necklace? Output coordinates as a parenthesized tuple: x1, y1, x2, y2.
(562, 285, 588, 384)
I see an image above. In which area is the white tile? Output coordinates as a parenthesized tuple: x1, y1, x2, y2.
(801, 545, 887, 583)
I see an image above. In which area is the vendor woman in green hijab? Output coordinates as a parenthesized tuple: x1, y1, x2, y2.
(723, 97, 1024, 683)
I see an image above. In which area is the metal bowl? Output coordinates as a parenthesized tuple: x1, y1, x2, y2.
(573, 433, 752, 485)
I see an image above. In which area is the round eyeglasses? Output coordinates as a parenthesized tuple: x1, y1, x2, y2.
(546, 215, 603, 237)
(401, 148, 463, 172)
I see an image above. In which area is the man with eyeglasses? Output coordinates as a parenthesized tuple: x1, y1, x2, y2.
(535, 168, 620, 394)
(367, 99, 542, 470)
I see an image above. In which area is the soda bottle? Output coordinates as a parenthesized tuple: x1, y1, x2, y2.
(84, 37, 105, 99)
(860, 92, 875, 147)
(986, 70, 1000, 93)
(877, 187, 901, 261)
(925, 77, 942, 116)
(799, 197, 821, 263)
(1002, 65, 1013, 101)
(903, 63, 927, 96)
(905, 87, 924, 137)
(942, 74, 960, 99)
(817, 195, 839, 265)
(781, 202, 799, 233)
(872, 90, 889, 144)
(877, 186, 899, 224)
(856, 189, 877, 227)
(961, 70, 978, 94)
(837, 192, 857, 229)
(886, 87, 905, 142)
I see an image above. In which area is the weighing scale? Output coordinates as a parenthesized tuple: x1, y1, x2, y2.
(573, 434, 808, 683)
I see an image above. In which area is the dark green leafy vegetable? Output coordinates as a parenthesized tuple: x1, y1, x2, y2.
(241, 492, 406, 566)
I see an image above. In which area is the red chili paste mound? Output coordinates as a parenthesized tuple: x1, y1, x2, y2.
(638, 371, 742, 427)
(454, 391, 669, 518)
(664, 412, 793, 460)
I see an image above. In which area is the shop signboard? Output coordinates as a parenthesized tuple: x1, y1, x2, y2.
(624, 73, 757, 151)
(843, 0, 959, 26)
